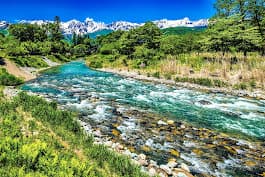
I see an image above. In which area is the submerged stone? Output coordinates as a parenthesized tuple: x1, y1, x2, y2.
(112, 129, 121, 137)
(141, 145, 152, 152)
(170, 149, 180, 157)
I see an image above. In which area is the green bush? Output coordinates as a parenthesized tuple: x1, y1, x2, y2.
(152, 72, 160, 78)
(10, 56, 48, 68)
(234, 82, 248, 90)
(89, 61, 103, 68)
(0, 68, 24, 86)
(249, 80, 256, 88)
(175, 76, 228, 87)
(164, 73, 172, 80)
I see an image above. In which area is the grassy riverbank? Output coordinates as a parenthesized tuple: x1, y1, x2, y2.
(0, 91, 147, 177)
(87, 52, 265, 93)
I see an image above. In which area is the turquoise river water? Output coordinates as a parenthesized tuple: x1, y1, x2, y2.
(22, 61, 265, 177)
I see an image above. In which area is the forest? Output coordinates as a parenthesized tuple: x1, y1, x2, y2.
(87, 0, 265, 90)
(0, 0, 264, 176)
(0, 1, 264, 89)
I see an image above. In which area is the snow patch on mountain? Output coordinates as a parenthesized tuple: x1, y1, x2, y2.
(107, 21, 141, 31)
(154, 17, 208, 28)
(1, 17, 208, 34)
(0, 21, 9, 29)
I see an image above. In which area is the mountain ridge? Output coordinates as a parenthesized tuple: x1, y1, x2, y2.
(1, 17, 208, 35)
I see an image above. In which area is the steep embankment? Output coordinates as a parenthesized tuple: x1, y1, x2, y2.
(2, 57, 60, 82)
(3, 59, 35, 81)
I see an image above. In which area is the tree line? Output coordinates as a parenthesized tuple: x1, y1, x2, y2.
(0, 16, 95, 66)
(0, 0, 264, 69)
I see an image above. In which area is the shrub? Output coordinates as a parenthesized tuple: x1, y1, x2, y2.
(213, 79, 227, 87)
(0, 68, 24, 86)
(249, 80, 256, 88)
(89, 61, 103, 69)
(152, 72, 160, 78)
(164, 73, 172, 80)
(234, 82, 248, 90)
(10, 56, 48, 68)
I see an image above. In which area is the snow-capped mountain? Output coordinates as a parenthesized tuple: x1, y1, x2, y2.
(61, 19, 89, 34)
(107, 21, 141, 31)
(1, 17, 208, 35)
(0, 21, 9, 29)
(19, 20, 52, 26)
(154, 17, 208, 28)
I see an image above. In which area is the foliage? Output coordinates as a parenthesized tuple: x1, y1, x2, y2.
(175, 76, 227, 87)
(162, 27, 206, 35)
(86, 1, 265, 89)
(9, 56, 48, 68)
(0, 68, 24, 86)
(1, 16, 95, 68)
(0, 92, 147, 177)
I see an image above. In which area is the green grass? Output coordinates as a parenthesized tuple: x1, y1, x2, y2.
(0, 92, 147, 177)
(175, 76, 228, 87)
(0, 68, 24, 86)
(9, 55, 48, 68)
(162, 27, 206, 35)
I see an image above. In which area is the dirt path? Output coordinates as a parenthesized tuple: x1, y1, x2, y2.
(3, 59, 36, 81)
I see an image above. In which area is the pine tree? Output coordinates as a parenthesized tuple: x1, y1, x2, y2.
(51, 16, 63, 41)
(72, 32, 77, 46)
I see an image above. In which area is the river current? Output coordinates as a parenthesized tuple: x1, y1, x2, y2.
(22, 61, 265, 176)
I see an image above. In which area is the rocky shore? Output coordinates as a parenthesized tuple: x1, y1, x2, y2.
(19, 61, 265, 177)
(79, 120, 194, 177)
(2, 87, 193, 177)
(99, 68, 265, 100)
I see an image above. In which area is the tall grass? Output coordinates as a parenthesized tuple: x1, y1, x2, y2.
(11, 92, 147, 177)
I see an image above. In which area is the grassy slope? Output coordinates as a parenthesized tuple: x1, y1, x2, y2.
(0, 91, 147, 177)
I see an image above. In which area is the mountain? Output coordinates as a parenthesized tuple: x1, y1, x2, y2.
(0, 21, 9, 29)
(154, 17, 208, 29)
(107, 21, 141, 31)
(1, 17, 208, 35)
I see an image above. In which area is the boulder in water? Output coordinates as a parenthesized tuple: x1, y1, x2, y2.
(198, 100, 212, 105)
(158, 120, 168, 126)
(160, 164, 172, 175)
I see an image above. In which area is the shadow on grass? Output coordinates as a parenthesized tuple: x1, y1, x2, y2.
(0, 57, 6, 65)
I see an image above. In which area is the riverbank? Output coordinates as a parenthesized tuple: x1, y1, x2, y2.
(1, 88, 149, 177)
(2, 57, 60, 82)
(98, 68, 265, 100)
(4, 86, 196, 177)
(21, 61, 265, 176)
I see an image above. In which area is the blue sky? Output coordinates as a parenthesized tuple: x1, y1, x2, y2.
(1, 0, 216, 23)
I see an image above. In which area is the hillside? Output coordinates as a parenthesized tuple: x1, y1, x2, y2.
(0, 29, 8, 36)
(162, 27, 206, 35)
(0, 90, 146, 177)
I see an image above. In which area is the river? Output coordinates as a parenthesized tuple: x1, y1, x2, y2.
(21, 61, 265, 177)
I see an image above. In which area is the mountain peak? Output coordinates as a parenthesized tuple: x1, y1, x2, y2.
(1, 17, 208, 35)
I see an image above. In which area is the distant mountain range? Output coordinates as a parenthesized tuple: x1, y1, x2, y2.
(0, 17, 208, 35)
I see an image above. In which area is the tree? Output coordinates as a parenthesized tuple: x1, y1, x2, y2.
(247, 0, 265, 54)
(214, 0, 236, 17)
(72, 32, 77, 46)
(133, 22, 162, 49)
(50, 16, 63, 41)
(9, 24, 47, 42)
